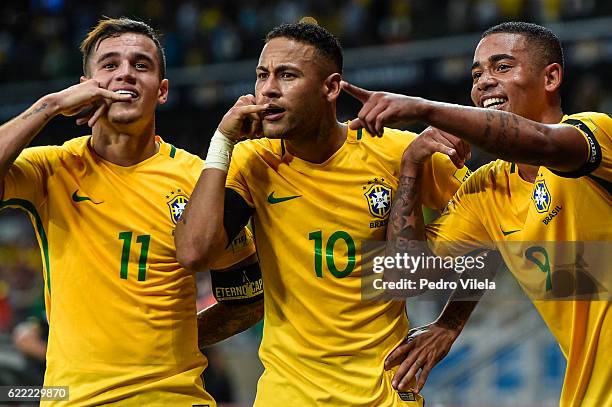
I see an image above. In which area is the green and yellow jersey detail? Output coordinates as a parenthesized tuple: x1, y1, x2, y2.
(427, 112, 612, 407)
(1, 136, 254, 406)
(227, 125, 466, 406)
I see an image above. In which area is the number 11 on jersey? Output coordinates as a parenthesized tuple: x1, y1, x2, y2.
(118, 231, 151, 281)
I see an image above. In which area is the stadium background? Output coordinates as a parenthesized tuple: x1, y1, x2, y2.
(0, 0, 610, 405)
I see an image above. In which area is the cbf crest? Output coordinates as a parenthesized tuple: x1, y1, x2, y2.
(166, 189, 189, 224)
(363, 178, 392, 219)
(532, 179, 551, 213)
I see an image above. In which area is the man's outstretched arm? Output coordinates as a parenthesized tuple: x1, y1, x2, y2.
(342, 81, 588, 173)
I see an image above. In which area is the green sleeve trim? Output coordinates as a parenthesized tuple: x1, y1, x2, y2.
(0, 199, 51, 295)
(169, 144, 177, 158)
(356, 128, 363, 140)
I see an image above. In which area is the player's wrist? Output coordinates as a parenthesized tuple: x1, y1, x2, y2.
(400, 151, 425, 175)
(37, 94, 62, 119)
(205, 129, 236, 172)
(434, 319, 464, 337)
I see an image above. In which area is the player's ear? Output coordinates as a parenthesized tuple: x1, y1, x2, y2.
(80, 76, 88, 83)
(324, 73, 342, 102)
(158, 79, 169, 104)
(544, 63, 562, 93)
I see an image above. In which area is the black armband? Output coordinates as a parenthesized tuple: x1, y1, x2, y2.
(210, 261, 263, 305)
(551, 119, 602, 178)
(224, 188, 255, 242)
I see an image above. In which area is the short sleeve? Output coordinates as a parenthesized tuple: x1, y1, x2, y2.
(2, 146, 54, 208)
(420, 152, 470, 211)
(426, 168, 495, 257)
(209, 227, 256, 270)
(225, 142, 254, 206)
(554, 112, 611, 181)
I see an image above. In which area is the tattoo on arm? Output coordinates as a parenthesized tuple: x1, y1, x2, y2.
(437, 251, 501, 331)
(387, 173, 424, 252)
(22, 103, 49, 120)
(482, 110, 524, 153)
(437, 300, 478, 331)
(198, 300, 263, 349)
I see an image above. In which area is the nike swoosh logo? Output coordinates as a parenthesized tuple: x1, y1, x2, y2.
(72, 190, 103, 204)
(501, 227, 521, 236)
(267, 191, 301, 204)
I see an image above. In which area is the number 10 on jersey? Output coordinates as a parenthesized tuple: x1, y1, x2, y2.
(308, 230, 356, 278)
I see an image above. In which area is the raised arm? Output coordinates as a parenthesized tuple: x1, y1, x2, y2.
(385, 127, 469, 293)
(342, 81, 586, 173)
(175, 95, 268, 271)
(0, 79, 130, 197)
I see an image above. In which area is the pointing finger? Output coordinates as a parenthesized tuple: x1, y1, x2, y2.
(341, 80, 372, 103)
(349, 118, 365, 131)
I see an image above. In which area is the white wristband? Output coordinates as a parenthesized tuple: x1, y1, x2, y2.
(205, 129, 235, 172)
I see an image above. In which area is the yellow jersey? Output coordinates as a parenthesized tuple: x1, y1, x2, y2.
(226, 125, 467, 406)
(1, 136, 255, 406)
(427, 112, 612, 407)
(516, 112, 612, 406)
(427, 159, 532, 252)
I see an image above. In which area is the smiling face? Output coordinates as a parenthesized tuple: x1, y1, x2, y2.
(255, 37, 335, 139)
(86, 32, 168, 126)
(470, 33, 550, 121)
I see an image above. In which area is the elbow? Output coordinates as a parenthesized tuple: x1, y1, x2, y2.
(177, 248, 209, 272)
(177, 239, 221, 272)
(176, 225, 227, 271)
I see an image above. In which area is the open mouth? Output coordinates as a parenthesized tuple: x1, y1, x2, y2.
(114, 89, 139, 100)
(262, 106, 286, 120)
(482, 97, 507, 109)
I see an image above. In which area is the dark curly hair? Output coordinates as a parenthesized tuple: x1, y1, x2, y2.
(266, 22, 343, 73)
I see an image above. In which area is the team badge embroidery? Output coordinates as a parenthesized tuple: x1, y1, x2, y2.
(363, 178, 393, 219)
(166, 189, 189, 224)
(532, 179, 551, 213)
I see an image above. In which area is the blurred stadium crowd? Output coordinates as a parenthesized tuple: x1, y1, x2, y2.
(0, 1, 610, 405)
(1, 0, 611, 81)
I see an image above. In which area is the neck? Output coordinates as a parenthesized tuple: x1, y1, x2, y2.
(91, 118, 158, 166)
(517, 103, 563, 182)
(285, 114, 346, 164)
(536, 101, 564, 125)
(517, 164, 539, 183)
